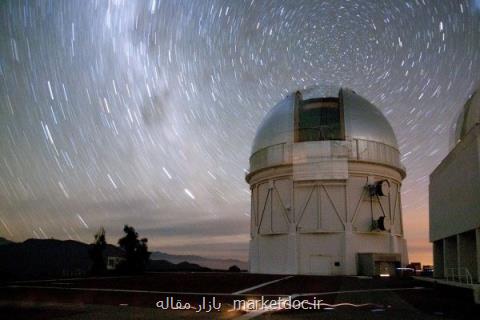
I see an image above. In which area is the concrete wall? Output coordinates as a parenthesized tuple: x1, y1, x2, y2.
(458, 231, 478, 282)
(431, 230, 480, 282)
(430, 126, 480, 281)
(444, 236, 458, 273)
(429, 127, 480, 242)
(248, 141, 408, 275)
(297, 233, 344, 275)
(433, 240, 444, 278)
(357, 253, 401, 276)
(257, 235, 289, 274)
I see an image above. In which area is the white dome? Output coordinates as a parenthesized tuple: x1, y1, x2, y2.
(249, 86, 403, 176)
(451, 89, 480, 148)
(252, 87, 398, 154)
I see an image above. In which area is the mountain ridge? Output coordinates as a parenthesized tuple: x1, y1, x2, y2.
(150, 251, 247, 270)
(0, 237, 247, 280)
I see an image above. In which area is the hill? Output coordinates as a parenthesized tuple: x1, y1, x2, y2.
(147, 259, 211, 272)
(0, 238, 241, 281)
(150, 251, 248, 270)
(0, 238, 126, 280)
(0, 238, 94, 280)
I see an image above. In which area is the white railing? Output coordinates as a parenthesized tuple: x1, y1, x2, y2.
(445, 268, 473, 285)
(248, 138, 404, 174)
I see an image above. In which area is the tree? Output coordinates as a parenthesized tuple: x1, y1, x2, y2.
(228, 265, 241, 272)
(89, 227, 107, 275)
(117, 225, 150, 273)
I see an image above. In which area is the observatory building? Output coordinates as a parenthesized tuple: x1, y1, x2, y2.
(246, 86, 408, 275)
(430, 88, 480, 283)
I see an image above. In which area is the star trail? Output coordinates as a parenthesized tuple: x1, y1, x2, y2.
(0, 0, 479, 263)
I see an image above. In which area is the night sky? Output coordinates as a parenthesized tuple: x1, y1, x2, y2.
(1, 0, 479, 263)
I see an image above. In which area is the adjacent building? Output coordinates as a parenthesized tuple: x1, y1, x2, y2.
(430, 88, 480, 283)
(246, 86, 408, 275)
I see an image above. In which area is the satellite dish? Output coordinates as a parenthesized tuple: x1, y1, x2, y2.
(368, 180, 390, 196)
(376, 180, 390, 196)
(377, 216, 391, 231)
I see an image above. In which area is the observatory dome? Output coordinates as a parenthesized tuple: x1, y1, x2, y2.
(246, 85, 409, 275)
(451, 89, 480, 148)
(249, 86, 403, 176)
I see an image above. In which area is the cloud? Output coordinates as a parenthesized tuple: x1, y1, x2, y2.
(139, 216, 249, 237)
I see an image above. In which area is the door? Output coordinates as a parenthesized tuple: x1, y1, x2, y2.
(375, 261, 396, 276)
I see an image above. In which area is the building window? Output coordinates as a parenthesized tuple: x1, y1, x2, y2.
(295, 97, 344, 142)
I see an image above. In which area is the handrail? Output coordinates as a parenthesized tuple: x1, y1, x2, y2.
(248, 138, 406, 178)
(445, 267, 473, 285)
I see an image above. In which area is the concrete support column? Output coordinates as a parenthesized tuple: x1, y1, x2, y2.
(457, 234, 462, 273)
(433, 240, 444, 278)
(444, 236, 459, 279)
(389, 234, 408, 266)
(389, 232, 398, 253)
(401, 238, 409, 266)
(458, 231, 478, 282)
(286, 222, 298, 274)
(249, 238, 259, 273)
(344, 222, 356, 275)
(477, 228, 480, 283)
(443, 238, 447, 278)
